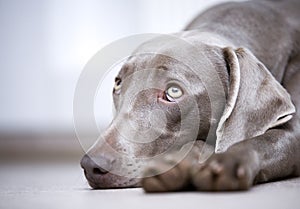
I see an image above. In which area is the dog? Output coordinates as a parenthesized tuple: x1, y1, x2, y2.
(80, 0, 300, 192)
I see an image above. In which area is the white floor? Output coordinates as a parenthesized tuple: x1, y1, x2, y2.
(0, 161, 299, 209)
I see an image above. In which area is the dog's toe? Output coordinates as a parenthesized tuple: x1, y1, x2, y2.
(141, 154, 195, 192)
(142, 167, 186, 192)
(191, 153, 252, 191)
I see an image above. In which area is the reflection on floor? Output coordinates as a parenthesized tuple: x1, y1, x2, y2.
(0, 161, 299, 209)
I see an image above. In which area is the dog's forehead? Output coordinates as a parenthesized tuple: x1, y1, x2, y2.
(119, 53, 181, 77)
(117, 35, 223, 84)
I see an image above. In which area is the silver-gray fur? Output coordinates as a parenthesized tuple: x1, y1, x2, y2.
(81, 0, 300, 192)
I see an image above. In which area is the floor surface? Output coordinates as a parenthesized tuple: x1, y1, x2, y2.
(0, 161, 299, 209)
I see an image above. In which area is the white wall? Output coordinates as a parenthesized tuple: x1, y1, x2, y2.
(0, 0, 242, 133)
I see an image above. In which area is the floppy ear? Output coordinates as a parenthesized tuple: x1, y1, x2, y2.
(215, 47, 296, 153)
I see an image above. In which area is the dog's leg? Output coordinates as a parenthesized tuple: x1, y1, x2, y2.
(141, 140, 214, 192)
(191, 125, 300, 191)
(191, 70, 300, 191)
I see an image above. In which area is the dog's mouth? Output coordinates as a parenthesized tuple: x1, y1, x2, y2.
(80, 154, 143, 189)
(83, 170, 141, 189)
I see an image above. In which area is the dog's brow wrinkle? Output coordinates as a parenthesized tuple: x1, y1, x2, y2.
(119, 62, 135, 77)
(157, 66, 169, 71)
(121, 64, 130, 72)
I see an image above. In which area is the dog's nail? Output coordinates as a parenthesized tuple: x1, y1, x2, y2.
(237, 167, 246, 178)
(210, 161, 223, 174)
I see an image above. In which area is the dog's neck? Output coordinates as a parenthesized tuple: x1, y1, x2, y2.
(175, 30, 235, 49)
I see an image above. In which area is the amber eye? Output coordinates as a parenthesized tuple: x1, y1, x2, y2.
(165, 86, 183, 102)
(114, 78, 122, 93)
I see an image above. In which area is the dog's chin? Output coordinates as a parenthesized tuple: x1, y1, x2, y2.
(85, 172, 141, 189)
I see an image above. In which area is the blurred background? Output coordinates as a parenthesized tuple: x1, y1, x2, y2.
(0, 0, 243, 162)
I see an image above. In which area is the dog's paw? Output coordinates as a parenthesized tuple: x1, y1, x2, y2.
(141, 152, 198, 192)
(191, 153, 253, 191)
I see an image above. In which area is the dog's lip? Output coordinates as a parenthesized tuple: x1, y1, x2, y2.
(85, 174, 112, 189)
(84, 172, 107, 188)
(84, 171, 139, 189)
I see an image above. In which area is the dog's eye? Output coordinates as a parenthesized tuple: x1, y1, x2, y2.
(114, 78, 122, 93)
(165, 86, 183, 101)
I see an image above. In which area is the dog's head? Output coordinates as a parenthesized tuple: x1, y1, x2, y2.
(80, 34, 295, 189)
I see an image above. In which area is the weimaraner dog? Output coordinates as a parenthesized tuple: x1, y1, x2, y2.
(81, 0, 300, 192)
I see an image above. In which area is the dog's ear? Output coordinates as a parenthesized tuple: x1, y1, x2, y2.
(215, 47, 295, 153)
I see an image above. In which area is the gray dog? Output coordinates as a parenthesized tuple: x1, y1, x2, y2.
(80, 0, 300, 192)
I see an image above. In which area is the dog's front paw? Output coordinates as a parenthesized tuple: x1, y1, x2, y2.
(191, 153, 253, 191)
(141, 151, 198, 192)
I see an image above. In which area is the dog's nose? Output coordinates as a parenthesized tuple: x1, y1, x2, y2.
(80, 154, 112, 176)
